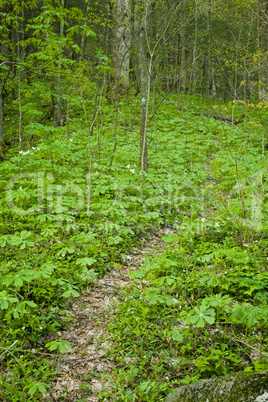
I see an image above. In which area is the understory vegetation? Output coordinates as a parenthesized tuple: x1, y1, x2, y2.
(1, 0, 268, 400)
(0, 88, 268, 400)
(99, 99, 268, 401)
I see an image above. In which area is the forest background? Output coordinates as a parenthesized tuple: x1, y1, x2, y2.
(1, 0, 268, 401)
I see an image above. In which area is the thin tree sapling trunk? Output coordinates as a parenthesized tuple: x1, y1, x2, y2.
(179, 0, 186, 93)
(0, 79, 4, 143)
(139, 1, 151, 172)
(56, 0, 64, 126)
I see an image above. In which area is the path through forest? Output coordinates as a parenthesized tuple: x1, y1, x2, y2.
(45, 231, 172, 401)
(45, 133, 219, 402)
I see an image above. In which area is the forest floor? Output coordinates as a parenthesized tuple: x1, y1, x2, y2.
(1, 95, 268, 401)
(47, 231, 171, 401)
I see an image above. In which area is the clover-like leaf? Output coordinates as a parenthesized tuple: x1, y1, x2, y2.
(76, 257, 97, 267)
(171, 330, 183, 342)
(28, 382, 48, 396)
(45, 340, 71, 354)
(189, 305, 215, 328)
(0, 291, 18, 310)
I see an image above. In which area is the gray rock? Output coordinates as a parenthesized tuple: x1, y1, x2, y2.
(165, 371, 268, 402)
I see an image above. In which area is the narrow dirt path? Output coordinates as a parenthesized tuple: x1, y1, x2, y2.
(46, 231, 172, 401)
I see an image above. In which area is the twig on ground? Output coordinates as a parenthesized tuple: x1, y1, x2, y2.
(0, 340, 18, 362)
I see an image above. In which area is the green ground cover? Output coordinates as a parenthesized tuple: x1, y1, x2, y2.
(0, 92, 268, 400)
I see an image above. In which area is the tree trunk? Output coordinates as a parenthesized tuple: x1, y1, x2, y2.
(56, 0, 64, 126)
(16, 12, 22, 151)
(179, 0, 186, 93)
(258, 0, 268, 101)
(192, 0, 198, 93)
(80, 0, 88, 60)
(0, 79, 4, 142)
(140, 0, 151, 172)
(111, 0, 131, 90)
(131, 0, 141, 95)
(203, 0, 211, 96)
(18, 72, 22, 151)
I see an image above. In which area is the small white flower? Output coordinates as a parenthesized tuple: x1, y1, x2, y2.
(40, 327, 43, 329)
(215, 222, 220, 227)
(22, 327, 25, 329)
(125, 164, 130, 168)
(130, 169, 135, 174)
(69, 139, 73, 142)
(32, 147, 35, 149)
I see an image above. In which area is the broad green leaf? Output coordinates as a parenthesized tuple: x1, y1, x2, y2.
(76, 257, 97, 267)
(62, 289, 80, 298)
(172, 330, 183, 342)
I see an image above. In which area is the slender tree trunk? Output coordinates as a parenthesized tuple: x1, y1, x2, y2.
(66, 92, 70, 137)
(205, 0, 211, 96)
(192, 0, 198, 93)
(89, 88, 99, 138)
(80, 0, 88, 60)
(140, 0, 151, 172)
(16, 10, 22, 151)
(179, 0, 186, 93)
(56, 0, 64, 126)
(111, 0, 131, 90)
(0, 79, 3, 142)
(132, 0, 141, 95)
(109, 101, 120, 169)
(18, 72, 22, 151)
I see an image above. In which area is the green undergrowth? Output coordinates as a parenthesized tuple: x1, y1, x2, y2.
(0, 92, 268, 400)
(98, 98, 268, 401)
(103, 228, 268, 401)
